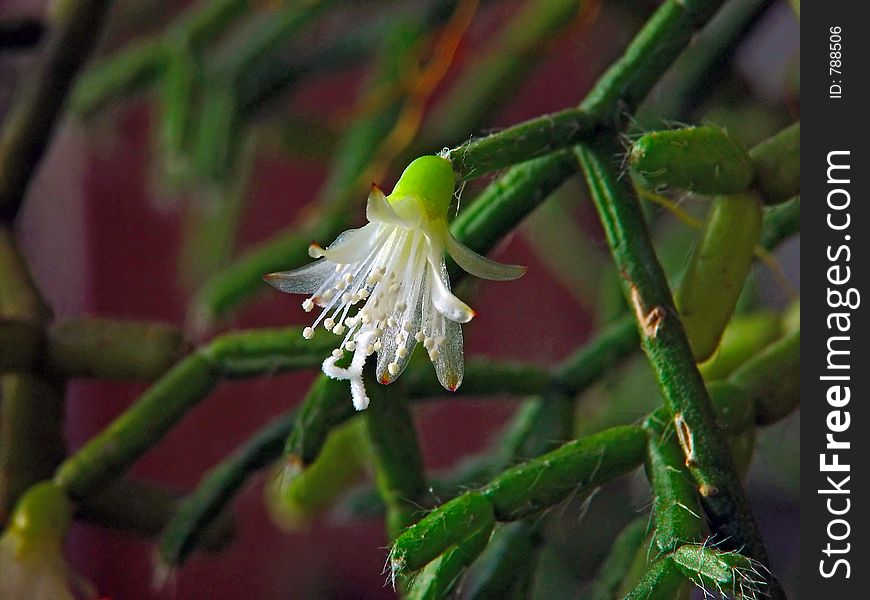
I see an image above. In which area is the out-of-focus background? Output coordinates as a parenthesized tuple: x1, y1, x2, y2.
(2, 1, 799, 598)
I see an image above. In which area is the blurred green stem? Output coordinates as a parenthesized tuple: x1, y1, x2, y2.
(159, 409, 295, 567)
(79, 477, 235, 551)
(0, 0, 113, 223)
(0, 227, 61, 521)
(364, 374, 428, 539)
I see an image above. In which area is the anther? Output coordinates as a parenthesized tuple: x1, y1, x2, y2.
(302, 298, 314, 312)
(302, 327, 315, 339)
(388, 362, 400, 376)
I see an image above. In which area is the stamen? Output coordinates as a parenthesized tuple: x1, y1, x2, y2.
(388, 362, 400, 376)
(302, 298, 314, 312)
(302, 327, 314, 339)
(415, 331, 425, 342)
(396, 347, 408, 359)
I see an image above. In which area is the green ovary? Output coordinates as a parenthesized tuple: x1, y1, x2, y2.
(388, 155, 456, 223)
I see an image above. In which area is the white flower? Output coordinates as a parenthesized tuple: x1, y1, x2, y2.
(265, 155, 525, 410)
(0, 482, 95, 600)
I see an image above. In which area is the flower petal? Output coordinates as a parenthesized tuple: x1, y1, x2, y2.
(366, 185, 406, 226)
(426, 250, 475, 323)
(434, 318, 464, 391)
(445, 233, 526, 281)
(375, 233, 427, 384)
(263, 259, 338, 294)
(309, 222, 381, 264)
(422, 295, 464, 392)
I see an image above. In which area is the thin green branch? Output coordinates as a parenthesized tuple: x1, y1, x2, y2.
(575, 143, 781, 596)
(70, 0, 252, 118)
(78, 477, 235, 551)
(0, 226, 59, 520)
(53, 353, 219, 500)
(447, 0, 727, 180)
(623, 557, 687, 600)
(760, 196, 800, 250)
(158, 409, 294, 567)
(588, 517, 648, 600)
(45, 318, 188, 380)
(0, 375, 66, 523)
(364, 374, 428, 539)
(749, 122, 800, 205)
(0, 0, 113, 223)
(643, 413, 705, 554)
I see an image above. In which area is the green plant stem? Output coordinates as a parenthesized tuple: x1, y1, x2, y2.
(464, 521, 541, 600)
(204, 326, 337, 378)
(447, 150, 580, 279)
(53, 353, 218, 500)
(639, 0, 774, 121)
(575, 143, 781, 597)
(70, 0, 253, 118)
(364, 374, 428, 539)
(730, 329, 800, 426)
(390, 492, 495, 574)
(643, 414, 705, 554)
(0, 375, 66, 523)
(69, 39, 169, 118)
(45, 318, 187, 380)
(0, 0, 113, 223)
(78, 477, 235, 551)
(623, 557, 687, 600)
(483, 425, 646, 520)
(749, 122, 800, 205)
(447, 0, 727, 180)
(760, 196, 800, 250)
(588, 517, 648, 600)
(407, 523, 494, 600)
(158, 408, 295, 566)
(0, 226, 60, 521)
(404, 358, 551, 399)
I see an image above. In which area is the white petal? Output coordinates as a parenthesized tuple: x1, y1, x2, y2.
(426, 249, 475, 323)
(264, 259, 338, 294)
(309, 222, 381, 264)
(422, 296, 464, 391)
(375, 235, 426, 383)
(445, 233, 526, 281)
(366, 186, 406, 226)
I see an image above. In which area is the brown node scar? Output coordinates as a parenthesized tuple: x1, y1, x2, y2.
(673, 412, 698, 468)
(699, 483, 719, 497)
(630, 285, 666, 338)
